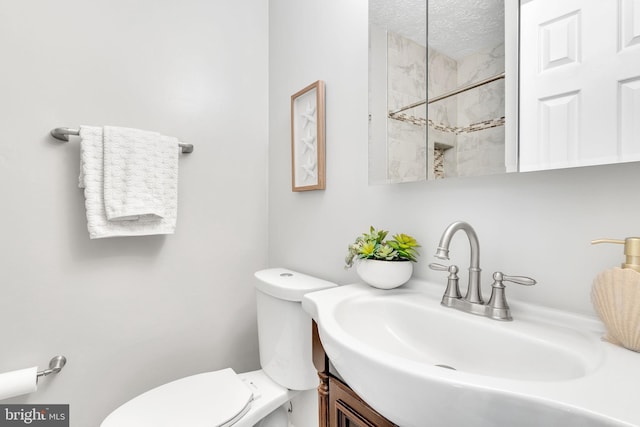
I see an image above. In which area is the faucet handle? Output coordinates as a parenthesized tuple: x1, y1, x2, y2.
(429, 263, 461, 301)
(487, 272, 536, 321)
(429, 262, 454, 272)
(496, 272, 536, 286)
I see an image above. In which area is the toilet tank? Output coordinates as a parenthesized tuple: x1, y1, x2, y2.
(254, 268, 337, 390)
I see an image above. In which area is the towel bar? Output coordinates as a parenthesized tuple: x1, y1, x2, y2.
(37, 355, 67, 379)
(50, 127, 194, 154)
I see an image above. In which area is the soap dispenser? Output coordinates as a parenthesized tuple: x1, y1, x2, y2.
(591, 237, 640, 352)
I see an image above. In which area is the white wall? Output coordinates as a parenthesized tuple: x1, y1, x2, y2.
(268, 0, 640, 317)
(0, 1, 268, 425)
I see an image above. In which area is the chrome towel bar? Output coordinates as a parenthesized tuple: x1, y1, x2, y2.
(50, 127, 194, 154)
(37, 355, 67, 379)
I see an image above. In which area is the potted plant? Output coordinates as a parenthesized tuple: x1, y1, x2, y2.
(345, 226, 420, 289)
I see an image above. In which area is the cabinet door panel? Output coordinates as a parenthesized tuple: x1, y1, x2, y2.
(334, 400, 377, 427)
(520, 0, 640, 170)
(328, 376, 396, 427)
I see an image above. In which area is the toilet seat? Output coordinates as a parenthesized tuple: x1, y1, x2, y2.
(101, 368, 254, 427)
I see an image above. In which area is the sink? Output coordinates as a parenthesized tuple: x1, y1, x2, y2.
(334, 292, 598, 381)
(302, 281, 640, 427)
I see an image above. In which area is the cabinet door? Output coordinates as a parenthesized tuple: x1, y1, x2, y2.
(329, 376, 396, 427)
(520, 0, 640, 170)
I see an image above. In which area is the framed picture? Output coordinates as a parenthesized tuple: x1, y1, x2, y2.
(291, 80, 325, 191)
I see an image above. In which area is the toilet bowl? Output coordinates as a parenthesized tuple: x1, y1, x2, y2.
(101, 268, 336, 427)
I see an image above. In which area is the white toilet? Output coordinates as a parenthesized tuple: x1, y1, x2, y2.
(101, 268, 336, 427)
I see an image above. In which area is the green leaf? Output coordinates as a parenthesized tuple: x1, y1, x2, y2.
(345, 227, 420, 267)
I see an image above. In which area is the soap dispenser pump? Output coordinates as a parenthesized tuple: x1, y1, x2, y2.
(591, 237, 640, 273)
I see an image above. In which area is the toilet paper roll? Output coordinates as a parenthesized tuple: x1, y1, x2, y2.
(0, 367, 38, 401)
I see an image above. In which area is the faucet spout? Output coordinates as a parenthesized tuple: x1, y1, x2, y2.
(435, 221, 482, 304)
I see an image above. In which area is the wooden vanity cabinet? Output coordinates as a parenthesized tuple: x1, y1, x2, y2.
(328, 375, 397, 427)
(313, 322, 397, 427)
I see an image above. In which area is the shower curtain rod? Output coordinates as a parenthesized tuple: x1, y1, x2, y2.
(388, 72, 506, 116)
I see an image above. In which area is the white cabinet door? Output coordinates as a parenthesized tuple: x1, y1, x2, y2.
(520, 0, 640, 171)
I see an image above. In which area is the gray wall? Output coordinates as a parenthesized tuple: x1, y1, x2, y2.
(2, 1, 638, 425)
(268, 0, 640, 316)
(0, 1, 268, 425)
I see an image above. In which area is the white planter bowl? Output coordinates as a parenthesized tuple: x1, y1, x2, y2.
(356, 259, 414, 289)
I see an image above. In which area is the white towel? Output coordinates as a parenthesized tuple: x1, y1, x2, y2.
(79, 126, 179, 239)
(103, 126, 170, 221)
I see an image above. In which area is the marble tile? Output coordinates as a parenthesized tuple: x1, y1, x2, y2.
(455, 127, 506, 177)
(452, 43, 506, 177)
(386, 31, 427, 182)
(386, 33, 506, 180)
(457, 43, 505, 86)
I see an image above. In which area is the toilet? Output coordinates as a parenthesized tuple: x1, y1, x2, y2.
(101, 268, 336, 427)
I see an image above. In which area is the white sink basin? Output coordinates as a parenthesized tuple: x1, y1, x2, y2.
(302, 280, 640, 427)
(335, 291, 599, 381)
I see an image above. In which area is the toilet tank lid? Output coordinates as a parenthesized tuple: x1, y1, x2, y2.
(254, 268, 337, 301)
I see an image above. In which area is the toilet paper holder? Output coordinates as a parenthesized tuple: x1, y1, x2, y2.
(36, 356, 67, 380)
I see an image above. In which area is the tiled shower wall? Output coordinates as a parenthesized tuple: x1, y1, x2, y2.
(388, 30, 506, 179)
(454, 44, 506, 177)
(428, 45, 458, 178)
(386, 31, 427, 182)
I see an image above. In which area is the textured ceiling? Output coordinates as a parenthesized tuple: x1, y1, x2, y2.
(370, 0, 427, 45)
(369, 0, 505, 60)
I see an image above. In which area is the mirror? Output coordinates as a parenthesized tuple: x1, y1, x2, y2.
(426, 0, 517, 180)
(369, 0, 515, 183)
(369, 0, 428, 183)
(369, 0, 640, 183)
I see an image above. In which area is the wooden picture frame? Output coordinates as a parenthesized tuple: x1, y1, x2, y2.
(291, 80, 325, 191)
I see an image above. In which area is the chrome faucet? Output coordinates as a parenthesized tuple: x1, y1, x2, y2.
(430, 221, 536, 321)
